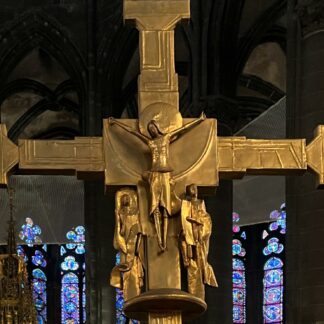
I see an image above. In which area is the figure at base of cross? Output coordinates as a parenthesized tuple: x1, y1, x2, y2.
(108, 112, 206, 251)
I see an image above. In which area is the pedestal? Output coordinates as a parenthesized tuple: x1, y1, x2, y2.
(124, 289, 207, 323)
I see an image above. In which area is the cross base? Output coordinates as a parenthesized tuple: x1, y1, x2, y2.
(124, 289, 207, 322)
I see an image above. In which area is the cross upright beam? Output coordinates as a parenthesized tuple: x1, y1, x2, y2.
(124, 0, 190, 114)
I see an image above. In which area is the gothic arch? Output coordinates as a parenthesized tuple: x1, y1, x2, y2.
(236, 0, 287, 79)
(0, 10, 86, 88)
(97, 25, 138, 118)
(0, 10, 85, 138)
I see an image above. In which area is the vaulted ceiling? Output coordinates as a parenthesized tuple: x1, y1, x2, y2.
(0, 0, 287, 140)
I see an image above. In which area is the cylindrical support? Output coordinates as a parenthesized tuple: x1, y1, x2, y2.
(286, 0, 324, 323)
(148, 312, 182, 324)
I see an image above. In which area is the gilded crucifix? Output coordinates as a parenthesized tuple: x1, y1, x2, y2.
(0, 1, 323, 324)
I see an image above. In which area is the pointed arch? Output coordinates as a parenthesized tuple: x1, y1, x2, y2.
(0, 10, 87, 129)
(97, 24, 138, 118)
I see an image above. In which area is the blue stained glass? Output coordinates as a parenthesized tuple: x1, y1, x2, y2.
(66, 243, 77, 250)
(32, 269, 47, 323)
(264, 269, 283, 287)
(269, 204, 286, 234)
(60, 246, 67, 256)
(61, 273, 80, 323)
(233, 258, 245, 271)
(17, 245, 28, 263)
(233, 288, 245, 304)
(270, 210, 280, 220)
(232, 211, 246, 324)
(67, 231, 77, 241)
(33, 280, 46, 294)
(83, 276, 86, 323)
(264, 304, 283, 322)
(75, 244, 85, 255)
(115, 253, 138, 324)
(42, 244, 47, 252)
(32, 250, 47, 267)
(263, 203, 285, 323)
(33, 269, 47, 280)
(265, 287, 283, 304)
(264, 257, 284, 270)
(233, 271, 245, 287)
(263, 238, 284, 256)
(62, 225, 87, 323)
(233, 305, 245, 323)
(232, 239, 246, 257)
(19, 218, 42, 246)
(233, 263, 246, 323)
(269, 222, 279, 231)
(75, 226, 85, 235)
(61, 256, 79, 271)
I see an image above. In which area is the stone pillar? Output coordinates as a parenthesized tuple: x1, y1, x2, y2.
(286, 1, 324, 323)
(85, 183, 116, 323)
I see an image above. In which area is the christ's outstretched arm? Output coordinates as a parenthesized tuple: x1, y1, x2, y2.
(109, 118, 150, 143)
(170, 112, 206, 141)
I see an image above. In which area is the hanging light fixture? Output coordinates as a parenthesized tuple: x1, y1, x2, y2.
(0, 188, 37, 324)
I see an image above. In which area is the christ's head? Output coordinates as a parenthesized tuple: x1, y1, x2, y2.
(147, 120, 163, 138)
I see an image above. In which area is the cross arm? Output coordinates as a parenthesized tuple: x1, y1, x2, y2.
(0, 125, 19, 186)
(18, 137, 104, 179)
(218, 137, 307, 179)
(306, 125, 324, 188)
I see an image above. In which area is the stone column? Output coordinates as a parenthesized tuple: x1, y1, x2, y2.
(85, 183, 116, 323)
(286, 1, 324, 323)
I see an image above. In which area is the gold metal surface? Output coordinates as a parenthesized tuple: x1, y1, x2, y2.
(103, 117, 218, 192)
(218, 137, 307, 178)
(0, 125, 18, 186)
(180, 184, 217, 300)
(0, 189, 37, 323)
(108, 113, 206, 250)
(19, 137, 104, 179)
(306, 125, 324, 187)
(124, 0, 190, 113)
(124, 289, 206, 321)
(148, 312, 182, 324)
(110, 188, 144, 301)
(0, 0, 323, 323)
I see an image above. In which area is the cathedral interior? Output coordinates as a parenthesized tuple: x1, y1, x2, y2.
(0, 0, 322, 323)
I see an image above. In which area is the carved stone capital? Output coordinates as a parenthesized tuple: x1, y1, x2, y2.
(297, 0, 324, 36)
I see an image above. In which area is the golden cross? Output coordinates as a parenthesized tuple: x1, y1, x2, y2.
(0, 1, 323, 323)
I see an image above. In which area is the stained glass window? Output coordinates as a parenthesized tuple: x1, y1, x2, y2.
(115, 253, 138, 324)
(60, 225, 86, 324)
(19, 217, 42, 246)
(18, 218, 48, 323)
(262, 204, 285, 323)
(18, 219, 86, 324)
(232, 212, 247, 323)
(61, 272, 80, 323)
(33, 268, 47, 324)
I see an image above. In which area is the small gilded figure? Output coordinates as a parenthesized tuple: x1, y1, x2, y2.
(180, 184, 217, 300)
(109, 113, 206, 251)
(110, 188, 144, 301)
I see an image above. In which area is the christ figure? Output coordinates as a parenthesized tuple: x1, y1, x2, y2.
(109, 112, 206, 251)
